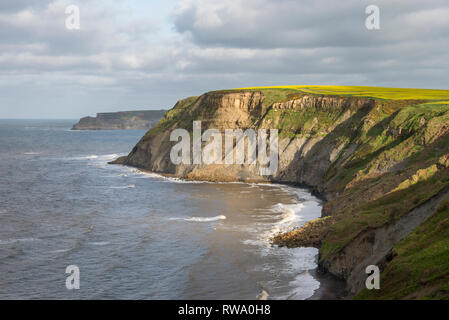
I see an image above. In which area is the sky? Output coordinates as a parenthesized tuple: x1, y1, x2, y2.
(0, 0, 449, 118)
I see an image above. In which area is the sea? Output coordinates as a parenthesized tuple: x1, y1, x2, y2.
(0, 119, 326, 299)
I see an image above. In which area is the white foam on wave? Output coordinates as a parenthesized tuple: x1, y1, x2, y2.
(236, 184, 323, 299)
(110, 184, 135, 189)
(108, 161, 321, 299)
(0, 238, 40, 245)
(134, 169, 213, 184)
(171, 215, 227, 222)
(288, 269, 320, 300)
(268, 202, 305, 238)
(68, 153, 121, 161)
(284, 246, 319, 271)
(269, 198, 321, 299)
(66, 155, 97, 160)
(89, 241, 110, 246)
(24, 152, 41, 155)
(51, 248, 71, 254)
(127, 166, 286, 188)
(122, 167, 213, 184)
(100, 154, 119, 160)
(186, 215, 226, 222)
(236, 201, 307, 250)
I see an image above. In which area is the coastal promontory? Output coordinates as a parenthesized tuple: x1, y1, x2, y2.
(72, 110, 166, 130)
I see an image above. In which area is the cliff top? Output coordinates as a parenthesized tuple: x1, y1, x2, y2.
(230, 85, 449, 101)
(72, 109, 166, 130)
(94, 110, 166, 119)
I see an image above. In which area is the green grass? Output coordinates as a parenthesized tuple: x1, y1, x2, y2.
(355, 198, 449, 300)
(233, 85, 449, 101)
(142, 96, 198, 140)
(264, 106, 342, 138)
(315, 101, 449, 261)
(321, 165, 449, 261)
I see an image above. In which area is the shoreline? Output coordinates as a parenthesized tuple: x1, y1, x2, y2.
(109, 161, 342, 300)
(308, 269, 346, 300)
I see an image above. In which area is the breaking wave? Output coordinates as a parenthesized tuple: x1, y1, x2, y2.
(110, 184, 135, 189)
(170, 215, 227, 222)
(0, 238, 41, 245)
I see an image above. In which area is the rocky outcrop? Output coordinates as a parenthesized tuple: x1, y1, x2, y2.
(111, 88, 449, 299)
(72, 110, 166, 130)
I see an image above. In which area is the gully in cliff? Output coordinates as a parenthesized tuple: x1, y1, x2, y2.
(170, 121, 279, 176)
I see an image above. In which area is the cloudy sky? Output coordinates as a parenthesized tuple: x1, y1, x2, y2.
(0, 0, 448, 118)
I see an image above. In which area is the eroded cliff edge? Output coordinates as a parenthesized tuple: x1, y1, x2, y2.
(111, 87, 449, 299)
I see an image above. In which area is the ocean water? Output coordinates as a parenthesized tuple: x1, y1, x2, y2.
(0, 119, 323, 300)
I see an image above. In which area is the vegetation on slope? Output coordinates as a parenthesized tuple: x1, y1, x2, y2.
(143, 96, 198, 140)
(274, 98, 449, 255)
(355, 197, 449, 300)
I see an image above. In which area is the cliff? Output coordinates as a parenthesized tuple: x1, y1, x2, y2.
(72, 110, 166, 130)
(111, 86, 449, 299)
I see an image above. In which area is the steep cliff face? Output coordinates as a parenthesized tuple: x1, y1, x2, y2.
(72, 110, 166, 130)
(118, 91, 376, 184)
(121, 92, 270, 182)
(112, 86, 449, 299)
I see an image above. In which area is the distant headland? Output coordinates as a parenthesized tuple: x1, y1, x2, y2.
(72, 110, 166, 130)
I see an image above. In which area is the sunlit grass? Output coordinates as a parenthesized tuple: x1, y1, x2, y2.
(233, 85, 449, 101)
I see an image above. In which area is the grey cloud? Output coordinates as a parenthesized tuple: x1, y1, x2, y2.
(0, 2, 132, 55)
(1, 0, 449, 119)
(0, 0, 48, 12)
(173, 0, 449, 49)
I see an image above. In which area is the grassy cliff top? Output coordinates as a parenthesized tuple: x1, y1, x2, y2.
(97, 110, 167, 119)
(232, 85, 449, 101)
